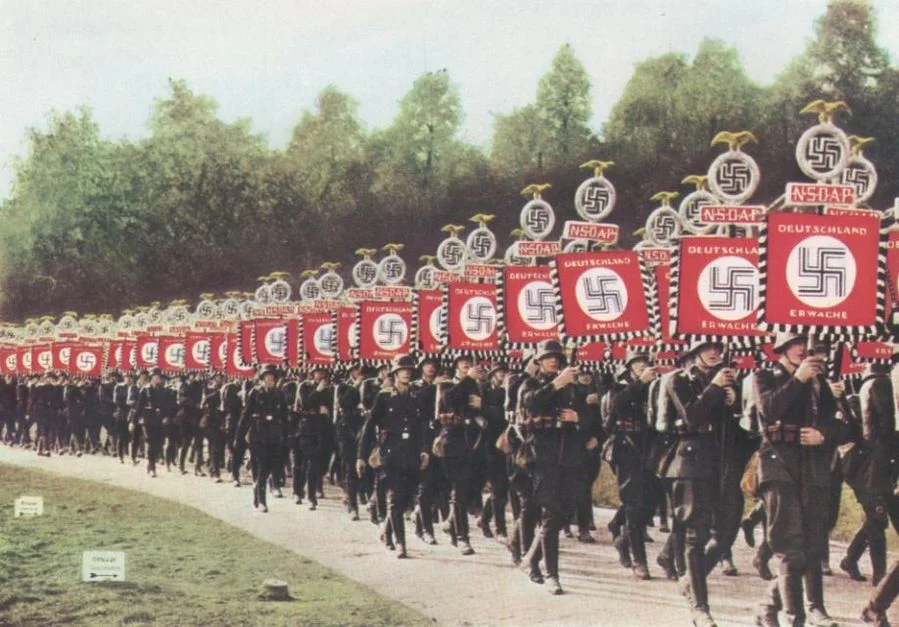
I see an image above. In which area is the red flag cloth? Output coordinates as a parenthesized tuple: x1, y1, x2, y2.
(210, 333, 227, 372)
(552, 251, 652, 342)
(336, 307, 357, 363)
(121, 341, 136, 371)
(653, 264, 685, 346)
(70, 344, 104, 377)
(671, 237, 765, 344)
(415, 290, 443, 355)
(18, 346, 33, 374)
(226, 333, 255, 378)
(33, 345, 52, 372)
(445, 282, 499, 353)
(761, 212, 883, 335)
(357, 301, 413, 361)
(498, 266, 559, 346)
(135, 335, 159, 368)
(238, 321, 254, 366)
(854, 341, 893, 362)
(185, 333, 212, 370)
(301, 312, 335, 366)
(574, 342, 607, 363)
(52, 342, 73, 371)
(0, 347, 15, 375)
(157, 336, 187, 373)
(252, 319, 287, 365)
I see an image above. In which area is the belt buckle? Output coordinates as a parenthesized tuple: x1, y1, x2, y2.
(266, 415, 273, 422)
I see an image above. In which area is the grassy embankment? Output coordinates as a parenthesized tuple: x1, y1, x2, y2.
(0, 464, 427, 626)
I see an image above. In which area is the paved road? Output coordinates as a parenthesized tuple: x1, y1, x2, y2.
(0, 446, 894, 626)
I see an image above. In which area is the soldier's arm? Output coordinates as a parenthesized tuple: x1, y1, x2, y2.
(235, 390, 254, 444)
(358, 391, 386, 461)
(671, 374, 726, 430)
(755, 368, 805, 427)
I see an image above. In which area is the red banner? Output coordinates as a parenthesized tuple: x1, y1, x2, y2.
(553, 251, 651, 341)
(672, 237, 764, 342)
(358, 301, 413, 361)
(446, 282, 499, 353)
(70, 344, 104, 377)
(106, 341, 121, 370)
(253, 319, 287, 365)
(239, 321, 254, 366)
(33, 345, 52, 372)
(157, 336, 186, 372)
(226, 333, 255, 378)
(185, 333, 211, 370)
(855, 341, 893, 362)
(0, 348, 15, 375)
(18, 346, 33, 374)
(52, 342, 73, 371)
(135, 335, 159, 369)
(761, 212, 882, 334)
(210, 333, 227, 372)
(499, 267, 558, 346)
(302, 312, 335, 366)
(886, 231, 899, 327)
(415, 290, 443, 354)
(121, 341, 136, 371)
(336, 307, 357, 362)
(574, 342, 607, 363)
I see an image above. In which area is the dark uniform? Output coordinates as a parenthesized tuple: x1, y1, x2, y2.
(335, 374, 365, 518)
(358, 364, 429, 557)
(201, 379, 226, 481)
(755, 356, 851, 623)
(657, 351, 733, 624)
(292, 377, 332, 508)
(478, 371, 511, 539)
(841, 366, 896, 585)
(176, 377, 204, 474)
(112, 378, 133, 463)
(518, 348, 590, 594)
(220, 380, 244, 484)
(236, 373, 288, 511)
(137, 379, 177, 476)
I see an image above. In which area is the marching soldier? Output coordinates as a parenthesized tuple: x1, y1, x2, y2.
(112, 372, 133, 463)
(236, 364, 288, 512)
(201, 372, 227, 482)
(478, 363, 511, 541)
(0, 374, 17, 444)
(602, 349, 659, 580)
(129, 370, 148, 464)
(413, 356, 441, 544)
(434, 355, 483, 556)
(335, 364, 366, 520)
(137, 368, 176, 478)
(754, 334, 852, 627)
(98, 371, 118, 455)
(176, 374, 204, 475)
(840, 361, 895, 586)
(657, 340, 736, 627)
(31, 373, 57, 457)
(292, 367, 332, 509)
(357, 354, 430, 559)
(518, 339, 596, 595)
(221, 376, 245, 486)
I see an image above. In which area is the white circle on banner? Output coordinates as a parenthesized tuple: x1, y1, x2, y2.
(785, 235, 857, 308)
(76, 352, 97, 373)
(165, 343, 185, 368)
(374, 314, 408, 351)
(697, 256, 758, 321)
(141, 343, 158, 364)
(378, 254, 407, 285)
(466, 227, 497, 262)
(645, 207, 682, 247)
(352, 260, 379, 288)
(348, 322, 359, 349)
(192, 340, 211, 365)
(708, 151, 761, 205)
(437, 237, 467, 272)
(60, 347, 72, 365)
(575, 267, 628, 322)
(264, 327, 287, 359)
(313, 324, 335, 356)
(575, 176, 616, 222)
(517, 281, 557, 330)
(519, 199, 555, 240)
(5, 354, 15, 371)
(795, 123, 851, 182)
(459, 296, 496, 341)
(429, 308, 441, 341)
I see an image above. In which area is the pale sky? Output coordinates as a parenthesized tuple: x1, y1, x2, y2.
(2, 0, 898, 200)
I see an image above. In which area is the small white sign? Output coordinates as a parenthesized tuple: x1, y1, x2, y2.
(14, 496, 44, 517)
(82, 551, 126, 583)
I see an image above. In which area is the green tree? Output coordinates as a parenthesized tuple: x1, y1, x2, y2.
(535, 44, 594, 165)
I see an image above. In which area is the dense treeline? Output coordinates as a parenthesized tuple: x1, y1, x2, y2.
(1, 0, 897, 320)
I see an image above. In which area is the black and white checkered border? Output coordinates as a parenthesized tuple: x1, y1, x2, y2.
(549, 256, 657, 345)
(757, 216, 889, 339)
(496, 267, 549, 351)
(669, 238, 763, 349)
(438, 283, 504, 360)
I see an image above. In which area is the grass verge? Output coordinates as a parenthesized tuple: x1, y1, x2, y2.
(0, 463, 427, 626)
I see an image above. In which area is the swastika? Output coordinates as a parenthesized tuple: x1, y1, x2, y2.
(797, 247, 847, 297)
(315, 325, 335, 354)
(355, 264, 378, 283)
(468, 232, 494, 259)
(524, 288, 556, 325)
(842, 165, 871, 198)
(321, 275, 343, 294)
(715, 160, 751, 195)
(265, 329, 287, 356)
(77, 353, 97, 370)
(377, 318, 406, 347)
(582, 276, 623, 315)
(464, 302, 495, 336)
(441, 241, 465, 267)
(581, 184, 610, 217)
(707, 266, 755, 312)
(525, 206, 551, 233)
(168, 346, 185, 365)
(804, 135, 843, 173)
(651, 215, 679, 243)
(382, 259, 404, 280)
(194, 342, 211, 363)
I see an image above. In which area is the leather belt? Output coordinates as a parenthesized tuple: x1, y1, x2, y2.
(765, 424, 800, 444)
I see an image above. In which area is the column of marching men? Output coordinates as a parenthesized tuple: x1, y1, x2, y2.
(2, 335, 899, 627)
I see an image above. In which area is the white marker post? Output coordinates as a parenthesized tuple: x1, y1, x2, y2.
(14, 496, 44, 517)
(82, 551, 126, 583)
